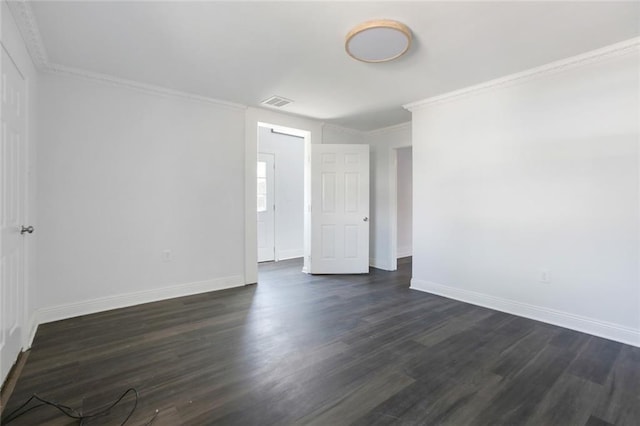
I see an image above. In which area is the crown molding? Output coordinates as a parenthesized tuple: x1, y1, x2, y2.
(6, 0, 48, 67)
(45, 63, 247, 110)
(323, 121, 412, 137)
(404, 37, 640, 112)
(366, 121, 411, 136)
(6, 0, 246, 111)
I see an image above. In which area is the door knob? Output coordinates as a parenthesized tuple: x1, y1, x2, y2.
(20, 225, 34, 235)
(363, 217, 368, 222)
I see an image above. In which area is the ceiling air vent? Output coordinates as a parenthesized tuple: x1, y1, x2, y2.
(261, 96, 293, 108)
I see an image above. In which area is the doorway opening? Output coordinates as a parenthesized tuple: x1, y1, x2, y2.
(389, 146, 413, 271)
(247, 118, 370, 282)
(256, 123, 308, 270)
(396, 147, 413, 263)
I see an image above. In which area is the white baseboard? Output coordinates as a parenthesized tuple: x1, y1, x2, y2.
(25, 314, 39, 350)
(397, 246, 412, 258)
(410, 278, 640, 347)
(26, 275, 245, 347)
(276, 249, 304, 261)
(370, 257, 394, 271)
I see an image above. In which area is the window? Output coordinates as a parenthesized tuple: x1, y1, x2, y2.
(257, 161, 267, 212)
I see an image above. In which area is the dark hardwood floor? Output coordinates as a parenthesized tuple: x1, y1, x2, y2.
(3, 258, 639, 425)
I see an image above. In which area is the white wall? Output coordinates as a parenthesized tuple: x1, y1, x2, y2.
(323, 125, 365, 145)
(2, 0, 39, 346)
(258, 126, 305, 260)
(36, 72, 246, 322)
(397, 147, 412, 258)
(410, 46, 640, 345)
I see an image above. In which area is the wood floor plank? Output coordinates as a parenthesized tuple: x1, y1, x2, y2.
(296, 366, 415, 425)
(524, 373, 603, 426)
(472, 342, 584, 425)
(2, 258, 638, 425)
(590, 345, 640, 426)
(567, 336, 623, 386)
(585, 415, 616, 426)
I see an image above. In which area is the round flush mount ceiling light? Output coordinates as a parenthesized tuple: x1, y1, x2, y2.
(345, 19, 412, 63)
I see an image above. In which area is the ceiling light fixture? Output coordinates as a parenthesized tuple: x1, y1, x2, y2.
(345, 19, 412, 63)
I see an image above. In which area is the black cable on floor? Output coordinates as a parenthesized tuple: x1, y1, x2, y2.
(2, 387, 138, 425)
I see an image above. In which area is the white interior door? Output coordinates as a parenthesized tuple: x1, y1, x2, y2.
(1, 48, 27, 384)
(257, 153, 275, 262)
(310, 144, 369, 274)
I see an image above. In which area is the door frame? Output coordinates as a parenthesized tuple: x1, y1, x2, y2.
(244, 108, 321, 283)
(388, 145, 413, 271)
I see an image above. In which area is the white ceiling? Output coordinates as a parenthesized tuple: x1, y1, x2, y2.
(27, 1, 640, 131)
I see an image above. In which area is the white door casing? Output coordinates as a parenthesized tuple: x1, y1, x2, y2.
(257, 153, 275, 262)
(310, 144, 369, 274)
(0, 47, 26, 385)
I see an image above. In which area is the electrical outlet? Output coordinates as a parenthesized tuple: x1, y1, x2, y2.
(162, 249, 172, 263)
(539, 269, 551, 283)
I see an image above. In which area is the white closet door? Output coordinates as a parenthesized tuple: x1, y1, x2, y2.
(1, 48, 27, 384)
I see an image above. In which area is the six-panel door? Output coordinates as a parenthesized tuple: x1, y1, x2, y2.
(310, 144, 369, 274)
